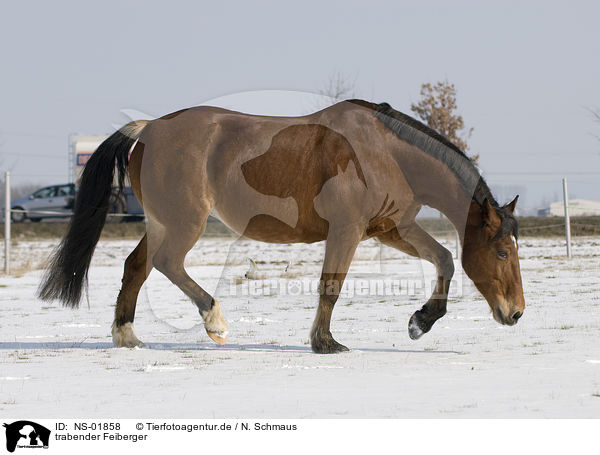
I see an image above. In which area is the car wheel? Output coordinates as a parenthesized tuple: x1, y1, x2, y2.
(11, 207, 26, 223)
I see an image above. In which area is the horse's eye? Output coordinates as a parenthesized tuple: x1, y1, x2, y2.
(497, 250, 508, 259)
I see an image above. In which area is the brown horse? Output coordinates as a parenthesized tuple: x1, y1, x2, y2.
(38, 99, 525, 353)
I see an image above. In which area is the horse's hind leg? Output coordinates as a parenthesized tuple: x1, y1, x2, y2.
(377, 223, 454, 340)
(112, 234, 149, 347)
(112, 221, 165, 347)
(311, 228, 362, 354)
(151, 215, 228, 345)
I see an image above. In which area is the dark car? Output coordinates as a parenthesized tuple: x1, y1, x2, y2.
(10, 184, 75, 222)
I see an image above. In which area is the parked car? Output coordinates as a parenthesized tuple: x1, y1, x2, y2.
(10, 184, 75, 222)
(9, 184, 144, 223)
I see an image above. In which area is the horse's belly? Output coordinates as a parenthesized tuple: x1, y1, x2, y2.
(211, 205, 328, 244)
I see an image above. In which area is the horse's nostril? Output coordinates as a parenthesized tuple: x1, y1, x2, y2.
(512, 311, 522, 322)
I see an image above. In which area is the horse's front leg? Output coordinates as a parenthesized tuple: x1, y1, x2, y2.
(311, 228, 362, 354)
(377, 224, 454, 340)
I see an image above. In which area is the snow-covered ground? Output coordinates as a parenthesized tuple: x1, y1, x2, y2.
(1, 235, 599, 417)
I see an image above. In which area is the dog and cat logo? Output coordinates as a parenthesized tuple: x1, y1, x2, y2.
(2, 421, 50, 452)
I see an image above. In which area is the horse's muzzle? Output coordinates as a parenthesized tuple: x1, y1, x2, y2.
(493, 308, 523, 326)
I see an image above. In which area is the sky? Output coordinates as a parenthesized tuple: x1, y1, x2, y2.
(1, 0, 599, 213)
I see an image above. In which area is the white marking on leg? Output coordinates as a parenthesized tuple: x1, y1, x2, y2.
(112, 322, 145, 348)
(408, 317, 424, 340)
(202, 300, 229, 342)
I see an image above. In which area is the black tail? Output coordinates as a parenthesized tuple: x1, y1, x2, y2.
(38, 121, 147, 307)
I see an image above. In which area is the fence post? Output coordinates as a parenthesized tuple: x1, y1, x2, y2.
(4, 171, 10, 274)
(562, 178, 571, 259)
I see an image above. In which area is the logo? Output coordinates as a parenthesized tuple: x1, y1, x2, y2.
(3, 421, 50, 453)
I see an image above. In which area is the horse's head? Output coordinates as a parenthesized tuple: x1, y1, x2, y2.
(462, 196, 525, 326)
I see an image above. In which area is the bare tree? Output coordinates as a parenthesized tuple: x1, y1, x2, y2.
(411, 80, 477, 164)
(314, 71, 356, 110)
(589, 107, 600, 143)
(320, 71, 355, 101)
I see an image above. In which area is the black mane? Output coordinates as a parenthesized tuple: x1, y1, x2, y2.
(493, 206, 519, 240)
(347, 99, 518, 238)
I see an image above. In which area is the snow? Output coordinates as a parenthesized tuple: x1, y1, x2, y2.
(549, 199, 600, 216)
(0, 236, 599, 417)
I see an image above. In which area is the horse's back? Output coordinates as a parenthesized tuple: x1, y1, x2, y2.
(135, 103, 416, 242)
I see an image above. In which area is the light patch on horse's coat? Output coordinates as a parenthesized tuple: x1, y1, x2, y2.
(112, 322, 145, 348)
(511, 235, 518, 248)
(202, 300, 229, 345)
(408, 317, 424, 340)
(210, 190, 299, 239)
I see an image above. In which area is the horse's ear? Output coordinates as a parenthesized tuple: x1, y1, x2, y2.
(505, 195, 519, 214)
(482, 198, 501, 229)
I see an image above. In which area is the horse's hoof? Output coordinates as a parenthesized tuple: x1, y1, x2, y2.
(203, 300, 228, 346)
(112, 322, 146, 348)
(408, 311, 427, 340)
(123, 340, 146, 348)
(311, 335, 350, 354)
(206, 329, 228, 346)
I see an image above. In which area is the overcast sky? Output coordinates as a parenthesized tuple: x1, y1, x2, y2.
(1, 0, 599, 212)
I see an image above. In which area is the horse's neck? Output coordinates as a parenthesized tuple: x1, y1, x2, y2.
(428, 195, 474, 246)
(396, 152, 477, 244)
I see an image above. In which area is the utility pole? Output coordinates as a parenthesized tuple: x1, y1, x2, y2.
(4, 171, 10, 274)
(562, 178, 571, 259)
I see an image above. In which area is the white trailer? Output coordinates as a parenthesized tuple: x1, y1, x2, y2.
(68, 134, 144, 218)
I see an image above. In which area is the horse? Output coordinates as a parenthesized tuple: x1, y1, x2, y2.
(38, 99, 525, 353)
